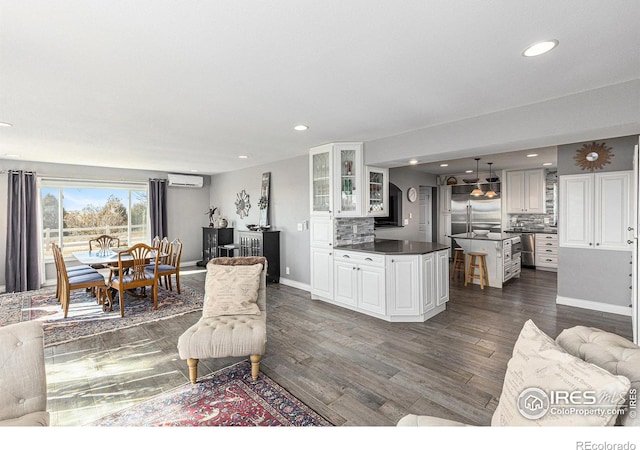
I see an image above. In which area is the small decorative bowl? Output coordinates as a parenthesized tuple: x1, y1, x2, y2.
(463, 178, 479, 184)
(473, 230, 489, 236)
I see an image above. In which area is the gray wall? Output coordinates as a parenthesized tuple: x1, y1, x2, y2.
(209, 155, 310, 285)
(374, 166, 438, 241)
(0, 160, 211, 289)
(557, 135, 637, 308)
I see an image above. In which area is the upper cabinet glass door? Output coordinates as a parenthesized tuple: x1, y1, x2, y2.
(366, 166, 389, 217)
(310, 145, 333, 215)
(335, 143, 363, 217)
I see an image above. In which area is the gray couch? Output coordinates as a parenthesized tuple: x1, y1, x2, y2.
(398, 324, 640, 427)
(0, 321, 49, 426)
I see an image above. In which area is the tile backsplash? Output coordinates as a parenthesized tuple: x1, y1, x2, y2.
(334, 217, 375, 245)
(507, 169, 558, 228)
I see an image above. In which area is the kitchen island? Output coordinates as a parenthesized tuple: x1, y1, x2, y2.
(449, 232, 522, 288)
(315, 239, 450, 322)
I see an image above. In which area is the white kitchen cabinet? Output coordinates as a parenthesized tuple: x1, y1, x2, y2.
(333, 258, 358, 306)
(535, 233, 558, 270)
(310, 216, 334, 300)
(436, 249, 450, 306)
(310, 144, 334, 217)
(422, 253, 436, 313)
(310, 247, 333, 301)
(506, 169, 546, 214)
(439, 185, 452, 213)
(559, 171, 632, 251)
(365, 166, 389, 217)
(333, 251, 386, 315)
(387, 255, 420, 316)
(438, 212, 452, 257)
(333, 143, 364, 217)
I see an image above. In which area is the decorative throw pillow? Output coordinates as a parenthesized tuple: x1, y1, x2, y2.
(202, 263, 263, 317)
(491, 319, 630, 426)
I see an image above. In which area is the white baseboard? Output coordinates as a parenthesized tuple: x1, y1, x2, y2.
(556, 295, 632, 316)
(279, 277, 311, 292)
(181, 260, 201, 268)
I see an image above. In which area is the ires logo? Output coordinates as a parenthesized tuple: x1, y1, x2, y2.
(517, 388, 628, 420)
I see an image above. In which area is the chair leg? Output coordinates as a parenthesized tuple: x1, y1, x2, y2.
(119, 286, 125, 318)
(153, 282, 158, 309)
(63, 287, 70, 318)
(250, 354, 261, 381)
(175, 272, 181, 294)
(187, 358, 199, 384)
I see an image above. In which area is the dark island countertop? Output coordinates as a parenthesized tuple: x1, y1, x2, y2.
(334, 239, 449, 255)
(449, 232, 517, 241)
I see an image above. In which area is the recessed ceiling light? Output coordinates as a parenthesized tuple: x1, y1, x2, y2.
(239, 155, 248, 159)
(409, 159, 418, 165)
(0, 122, 13, 127)
(294, 125, 309, 131)
(465, 170, 474, 173)
(543, 162, 553, 166)
(4, 154, 20, 158)
(522, 39, 558, 57)
(190, 169, 199, 172)
(527, 154, 539, 158)
(440, 163, 449, 167)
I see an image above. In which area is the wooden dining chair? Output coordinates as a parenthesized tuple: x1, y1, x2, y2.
(53, 244, 111, 318)
(51, 243, 96, 302)
(89, 234, 120, 251)
(109, 243, 160, 318)
(149, 238, 183, 293)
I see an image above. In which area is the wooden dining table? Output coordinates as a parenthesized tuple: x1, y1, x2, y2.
(72, 248, 166, 311)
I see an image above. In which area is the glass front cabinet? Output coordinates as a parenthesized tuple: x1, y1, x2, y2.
(310, 142, 364, 217)
(365, 166, 389, 217)
(310, 144, 333, 216)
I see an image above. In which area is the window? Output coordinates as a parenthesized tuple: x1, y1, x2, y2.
(39, 179, 149, 258)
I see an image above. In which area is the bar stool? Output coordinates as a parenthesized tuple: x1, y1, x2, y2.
(465, 252, 489, 289)
(451, 248, 466, 280)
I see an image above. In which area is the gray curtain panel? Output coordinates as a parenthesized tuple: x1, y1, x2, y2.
(149, 178, 168, 239)
(5, 170, 40, 292)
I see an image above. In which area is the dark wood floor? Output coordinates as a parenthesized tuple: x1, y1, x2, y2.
(45, 265, 632, 426)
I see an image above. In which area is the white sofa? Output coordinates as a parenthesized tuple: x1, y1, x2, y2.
(0, 321, 49, 426)
(398, 321, 640, 427)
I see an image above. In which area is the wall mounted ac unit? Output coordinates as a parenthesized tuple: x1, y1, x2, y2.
(167, 173, 204, 188)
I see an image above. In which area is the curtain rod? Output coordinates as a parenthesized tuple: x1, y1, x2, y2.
(38, 175, 151, 185)
(0, 170, 36, 174)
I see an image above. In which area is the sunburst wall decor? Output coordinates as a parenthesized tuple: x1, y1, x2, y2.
(574, 141, 614, 172)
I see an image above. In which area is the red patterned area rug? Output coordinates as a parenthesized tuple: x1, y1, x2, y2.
(0, 283, 203, 347)
(88, 360, 332, 426)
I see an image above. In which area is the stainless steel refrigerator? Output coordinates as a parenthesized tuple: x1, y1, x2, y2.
(450, 184, 502, 246)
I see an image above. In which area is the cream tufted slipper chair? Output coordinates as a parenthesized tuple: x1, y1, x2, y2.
(177, 257, 267, 383)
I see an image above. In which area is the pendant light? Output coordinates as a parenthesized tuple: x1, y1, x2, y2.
(484, 162, 497, 198)
(470, 157, 483, 196)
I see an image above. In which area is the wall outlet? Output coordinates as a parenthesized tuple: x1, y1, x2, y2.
(404, 218, 409, 225)
(353, 224, 358, 233)
(285, 267, 290, 275)
(297, 223, 303, 231)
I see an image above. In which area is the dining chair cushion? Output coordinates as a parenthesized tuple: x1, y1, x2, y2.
(68, 271, 105, 286)
(146, 264, 176, 273)
(66, 264, 94, 273)
(111, 272, 156, 285)
(66, 267, 98, 277)
(202, 263, 263, 317)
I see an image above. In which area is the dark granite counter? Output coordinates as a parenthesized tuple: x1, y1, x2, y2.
(334, 239, 449, 255)
(504, 228, 558, 234)
(449, 232, 516, 241)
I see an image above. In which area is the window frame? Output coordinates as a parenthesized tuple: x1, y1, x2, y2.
(38, 177, 150, 262)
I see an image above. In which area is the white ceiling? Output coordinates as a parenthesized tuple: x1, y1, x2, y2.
(1, 1, 639, 175)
